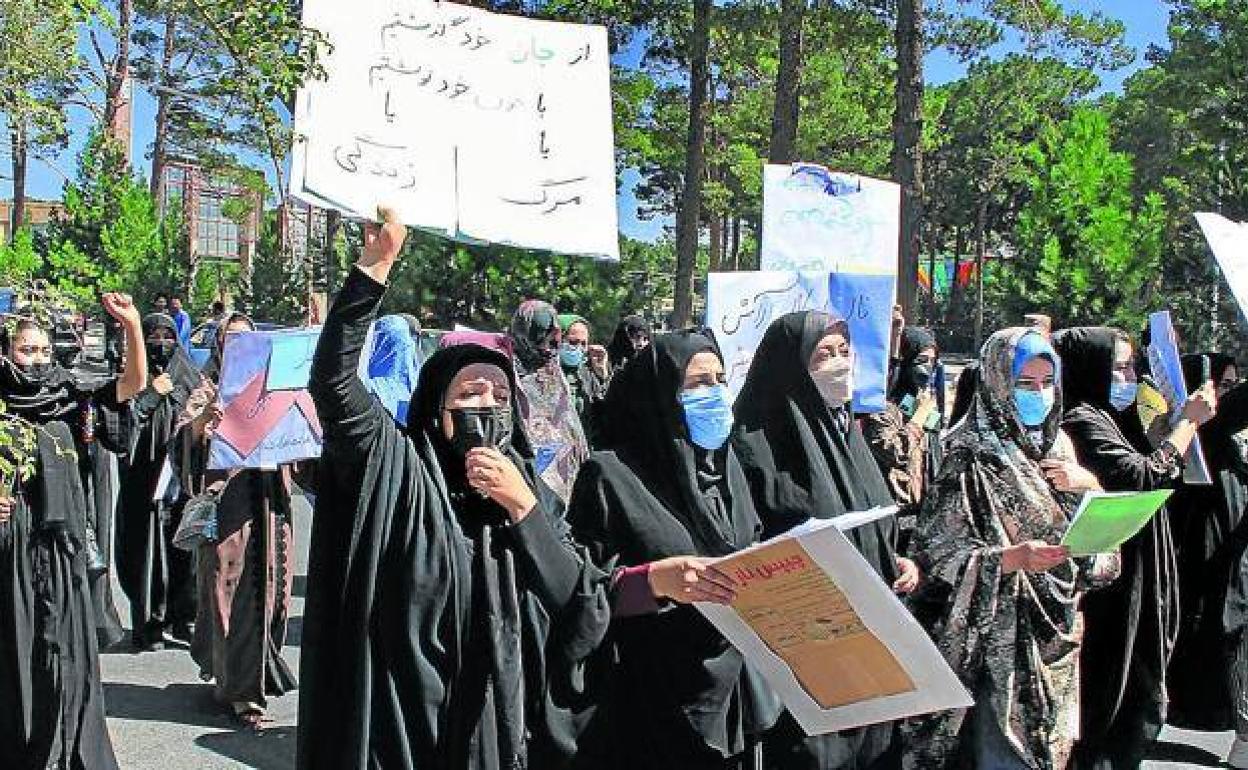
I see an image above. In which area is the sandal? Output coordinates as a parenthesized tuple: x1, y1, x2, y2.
(231, 702, 268, 732)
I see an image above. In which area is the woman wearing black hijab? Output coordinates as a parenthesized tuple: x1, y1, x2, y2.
(863, 326, 945, 552)
(731, 311, 915, 770)
(605, 314, 651, 374)
(1053, 327, 1217, 769)
(0, 292, 146, 770)
(567, 328, 781, 770)
(298, 214, 612, 770)
(1168, 354, 1248, 763)
(115, 310, 203, 650)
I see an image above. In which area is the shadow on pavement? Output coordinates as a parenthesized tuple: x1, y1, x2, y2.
(1145, 739, 1225, 767)
(103, 681, 233, 730)
(196, 725, 297, 770)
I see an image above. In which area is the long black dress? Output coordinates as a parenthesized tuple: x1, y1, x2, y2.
(0, 361, 119, 770)
(731, 311, 901, 770)
(298, 267, 612, 770)
(115, 313, 201, 645)
(566, 329, 781, 770)
(1054, 327, 1182, 769)
(1168, 354, 1248, 732)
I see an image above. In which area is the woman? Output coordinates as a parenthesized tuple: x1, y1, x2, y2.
(509, 300, 589, 504)
(731, 311, 916, 770)
(0, 293, 147, 770)
(908, 328, 1114, 769)
(568, 329, 781, 770)
(1167, 353, 1248, 764)
(1054, 326, 1216, 768)
(116, 311, 203, 650)
(360, 313, 423, 425)
(298, 215, 612, 769)
(175, 313, 298, 728)
(557, 313, 608, 427)
(605, 314, 651, 374)
(863, 326, 945, 551)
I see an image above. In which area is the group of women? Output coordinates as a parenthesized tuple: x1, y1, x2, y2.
(296, 215, 1248, 770)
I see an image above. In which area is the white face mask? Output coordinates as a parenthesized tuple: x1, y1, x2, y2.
(810, 356, 854, 407)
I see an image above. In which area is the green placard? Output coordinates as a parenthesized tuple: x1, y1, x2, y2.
(1061, 490, 1173, 556)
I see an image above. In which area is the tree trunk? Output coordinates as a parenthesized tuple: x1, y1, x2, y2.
(769, 0, 804, 163)
(731, 217, 741, 271)
(104, 0, 134, 162)
(9, 123, 28, 243)
(150, 10, 178, 202)
(708, 214, 723, 273)
(891, 0, 924, 318)
(672, 0, 712, 328)
(973, 200, 987, 350)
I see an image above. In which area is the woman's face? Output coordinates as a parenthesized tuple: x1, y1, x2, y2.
(441, 363, 511, 441)
(1112, 339, 1136, 384)
(1015, 356, 1055, 392)
(11, 327, 51, 366)
(565, 322, 590, 350)
(682, 350, 725, 392)
(913, 346, 937, 370)
(1218, 365, 1239, 398)
(808, 330, 851, 373)
(149, 326, 176, 345)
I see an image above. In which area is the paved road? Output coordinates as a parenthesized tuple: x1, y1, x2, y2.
(100, 494, 1238, 769)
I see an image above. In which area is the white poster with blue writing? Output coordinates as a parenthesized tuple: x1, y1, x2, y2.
(1146, 310, 1211, 485)
(706, 272, 893, 413)
(291, 0, 618, 260)
(761, 164, 899, 274)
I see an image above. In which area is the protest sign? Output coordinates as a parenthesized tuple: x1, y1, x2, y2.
(1061, 490, 1173, 556)
(1147, 310, 1212, 485)
(696, 514, 972, 735)
(706, 271, 892, 412)
(1195, 212, 1248, 320)
(760, 164, 899, 274)
(210, 329, 323, 470)
(291, 0, 618, 259)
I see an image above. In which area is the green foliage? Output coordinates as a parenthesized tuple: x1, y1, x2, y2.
(992, 107, 1165, 329)
(0, 229, 44, 284)
(243, 210, 312, 326)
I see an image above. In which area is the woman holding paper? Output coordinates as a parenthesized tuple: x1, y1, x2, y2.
(1167, 353, 1248, 764)
(566, 330, 782, 770)
(172, 314, 298, 729)
(299, 213, 614, 770)
(731, 310, 917, 770)
(1054, 327, 1216, 769)
(907, 328, 1114, 770)
(116, 310, 203, 650)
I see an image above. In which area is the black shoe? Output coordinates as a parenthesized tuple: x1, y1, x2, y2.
(131, 631, 164, 652)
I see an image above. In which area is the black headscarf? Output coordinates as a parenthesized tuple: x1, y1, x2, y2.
(130, 313, 200, 462)
(889, 326, 945, 416)
(594, 329, 755, 555)
(509, 300, 561, 374)
(949, 360, 980, 428)
(1053, 326, 1126, 412)
(1181, 352, 1235, 392)
(606, 315, 650, 373)
(732, 311, 898, 576)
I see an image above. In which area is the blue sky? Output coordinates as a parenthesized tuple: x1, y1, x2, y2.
(4, 0, 1172, 241)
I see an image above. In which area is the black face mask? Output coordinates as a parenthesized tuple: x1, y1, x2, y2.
(16, 361, 52, 385)
(446, 406, 514, 458)
(147, 339, 176, 366)
(909, 363, 933, 391)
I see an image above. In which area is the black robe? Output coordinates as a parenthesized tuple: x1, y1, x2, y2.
(731, 310, 900, 770)
(115, 313, 201, 641)
(567, 329, 781, 770)
(298, 267, 611, 770)
(0, 363, 119, 770)
(1168, 355, 1248, 730)
(1054, 327, 1181, 769)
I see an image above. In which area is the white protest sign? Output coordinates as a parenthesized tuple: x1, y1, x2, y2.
(706, 271, 893, 413)
(1147, 310, 1211, 485)
(696, 516, 972, 735)
(291, 0, 619, 259)
(1196, 212, 1248, 321)
(761, 164, 899, 274)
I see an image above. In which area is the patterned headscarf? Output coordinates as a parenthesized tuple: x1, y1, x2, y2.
(509, 300, 561, 373)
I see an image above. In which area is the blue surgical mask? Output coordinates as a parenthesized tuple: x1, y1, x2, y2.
(680, 384, 734, 450)
(1014, 387, 1055, 427)
(559, 344, 585, 369)
(1109, 380, 1138, 412)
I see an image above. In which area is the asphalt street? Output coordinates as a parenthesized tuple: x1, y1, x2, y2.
(99, 493, 1239, 769)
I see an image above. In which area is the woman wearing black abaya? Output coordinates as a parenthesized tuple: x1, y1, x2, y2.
(298, 214, 612, 770)
(731, 311, 915, 770)
(1054, 327, 1217, 769)
(0, 293, 147, 770)
(605, 314, 650, 374)
(1168, 354, 1248, 764)
(567, 329, 781, 770)
(116, 311, 202, 650)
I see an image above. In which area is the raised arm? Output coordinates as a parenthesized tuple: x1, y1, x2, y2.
(101, 292, 147, 402)
(309, 209, 408, 440)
